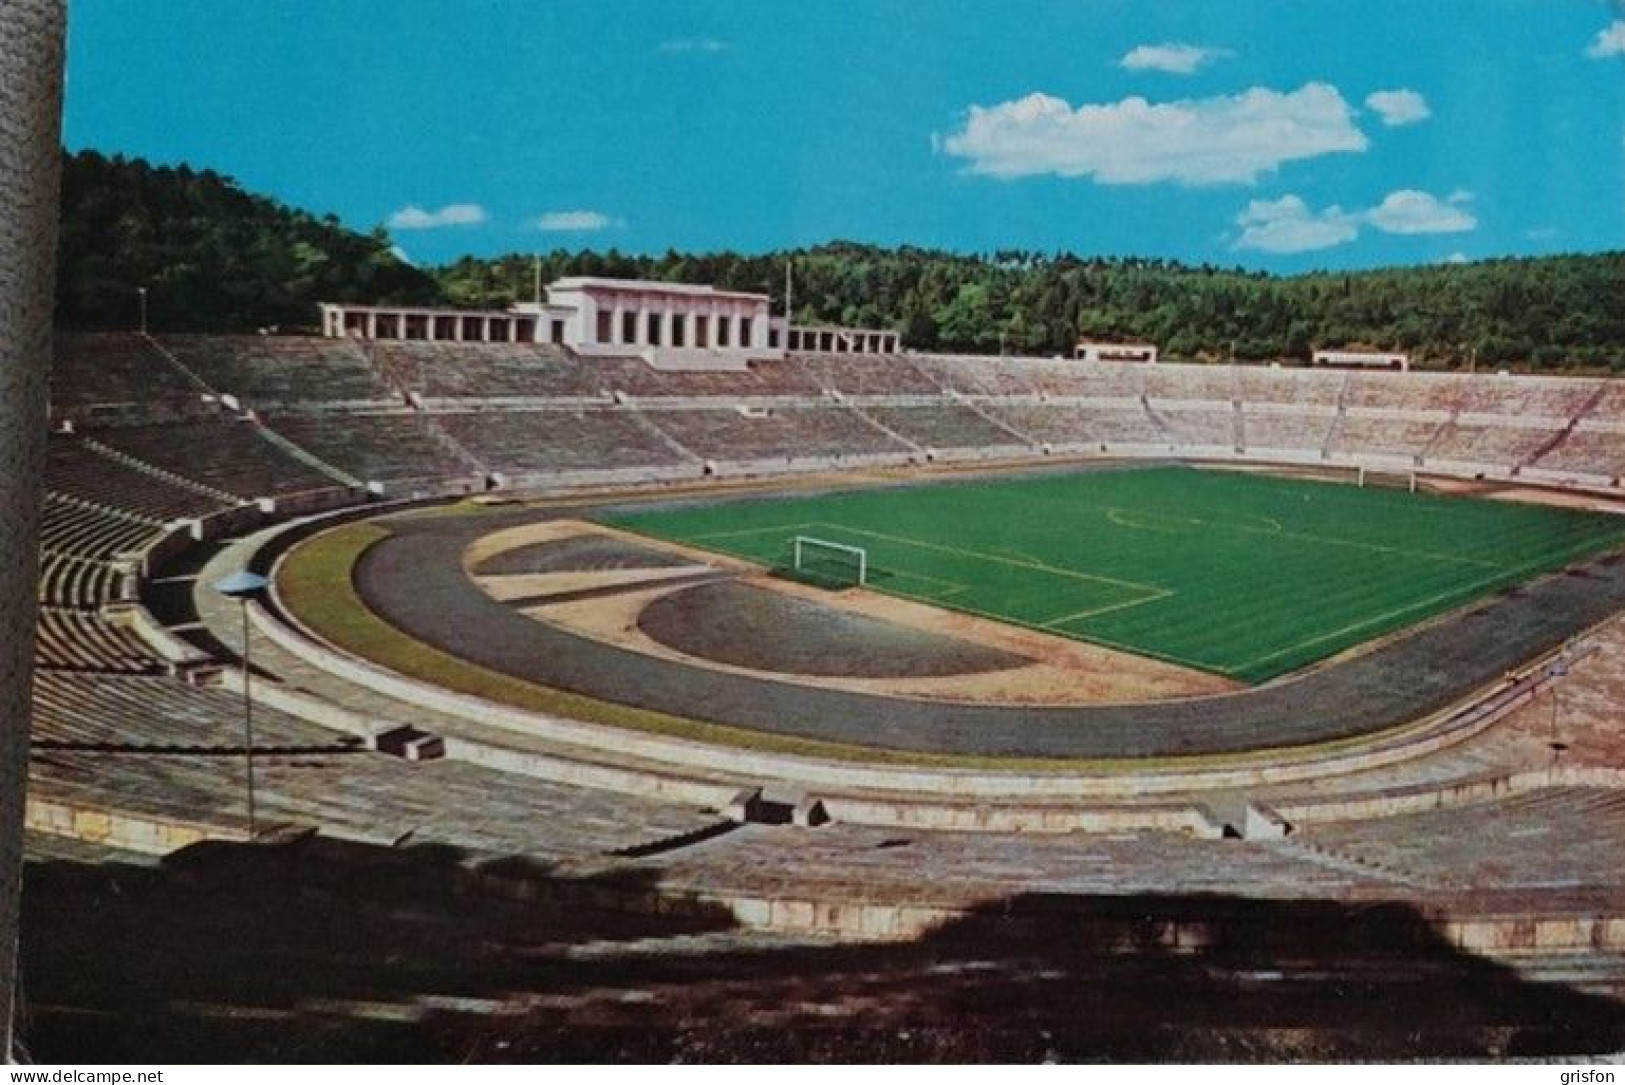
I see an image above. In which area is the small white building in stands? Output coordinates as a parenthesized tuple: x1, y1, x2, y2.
(319, 277, 899, 370)
(1312, 349, 1410, 372)
(1074, 341, 1158, 364)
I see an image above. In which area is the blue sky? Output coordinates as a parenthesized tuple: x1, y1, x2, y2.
(63, 0, 1625, 272)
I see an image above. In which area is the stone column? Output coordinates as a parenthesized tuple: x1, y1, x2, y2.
(0, 0, 64, 1057)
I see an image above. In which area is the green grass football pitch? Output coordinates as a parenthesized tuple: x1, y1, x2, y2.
(598, 466, 1625, 684)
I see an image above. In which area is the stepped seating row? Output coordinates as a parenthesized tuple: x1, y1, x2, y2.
(1453, 377, 1600, 419)
(1301, 787, 1625, 889)
(620, 357, 821, 399)
(1242, 411, 1336, 452)
(263, 412, 471, 484)
(1531, 426, 1625, 479)
(372, 341, 824, 401)
(910, 354, 1037, 396)
(31, 670, 342, 751)
(90, 419, 338, 499)
(658, 819, 1392, 899)
(792, 352, 944, 396)
(370, 341, 602, 400)
(1236, 367, 1347, 408)
(1324, 416, 1442, 460)
(47, 436, 229, 522)
(1424, 421, 1560, 466)
(1155, 408, 1237, 448)
(40, 495, 161, 561)
(50, 332, 202, 411)
(1586, 381, 1625, 423)
(156, 334, 394, 406)
(31, 736, 715, 860)
(865, 405, 1030, 449)
(435, 409, 689, 475)
(985, 404, 1163, 447)
(1144, 365, 1237, 404)
(640, 407, 908, 462)
(37, 555, 128, 610)
(34, 608, 164, 675)
(1342, 372, 1463, 413)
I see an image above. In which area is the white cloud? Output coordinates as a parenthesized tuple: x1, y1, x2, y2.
(533, 210, 617, 232)
(387, 203, 487, 230)
(941, 82, 1368, 185)
(659, 38, 727, 54)
(1118, 43, 1231, 75)
(1586, 20, 1625, 58)
(1365, 88, 1430, 127)
(1234, 188, 1478, 254)
(1364, 189, 1477, 234)
(1234, 196, 1360, 254)
(1444, 252, 1471, 265)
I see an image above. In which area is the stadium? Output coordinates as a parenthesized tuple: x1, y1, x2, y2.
(24, 295, 1625, 1057)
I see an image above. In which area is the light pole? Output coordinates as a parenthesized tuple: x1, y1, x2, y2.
(1546, 657, 1570, 785)
(214, 570, 269, 837)
(137, 286, 147, 335)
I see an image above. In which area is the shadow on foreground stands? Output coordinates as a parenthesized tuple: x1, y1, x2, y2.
(20, 834, 1625, 1062)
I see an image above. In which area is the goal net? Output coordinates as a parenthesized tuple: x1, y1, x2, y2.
(791, 536, 868, 588)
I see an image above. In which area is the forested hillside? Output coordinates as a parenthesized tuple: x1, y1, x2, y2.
(56, 150, 1625, 372)
(439, 244, 1625, 372)
(56, 150, 442, 331)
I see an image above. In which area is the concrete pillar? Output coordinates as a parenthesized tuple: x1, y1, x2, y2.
(0, 0, 64, 1056)
(661, 307, 675, 349)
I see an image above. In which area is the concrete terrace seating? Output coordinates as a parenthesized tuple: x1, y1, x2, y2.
(157, 334, 395, 407)
(31, 670, 344, 751)
(31, 731, 716, 860)
(1144, 365, 1236, 404)
(1584, 381, 1625, 424)
(613, 356, 823, 400)
(984, 403, 1163, 448)
(1344, 371, 1463, 413)
(34, 608, 165, 675)
(265, 412, 474, 484)
(1324, 414, 1441, 461)
(1423, 420, 1561, 468)
(370, 341, 611, 401)
(658, 820, 1394, 899)
(792, 352, 944, 396)
(51, 332, 203, 415)
(640, 407, 909, 462)
(1241, 409, 1336, 454)
(1154, 407, 1238, 450)
(435, 409, 690, 475)
(40, 494, 161, 561)
(38, 555, 128, 610)
(1299, 788, 1625, 889)
(1530, 425, 1625, 480)
(864, 405, 1033, 450)
(47, 436, 232, 522)
(1237, 367, 1347, 408)
(1453, 375, 1601, 420)
(910, 354, 1038, 397)
(87, 418, 340, 500)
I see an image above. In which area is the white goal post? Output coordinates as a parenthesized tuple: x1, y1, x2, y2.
(792, 536, 868, 585)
